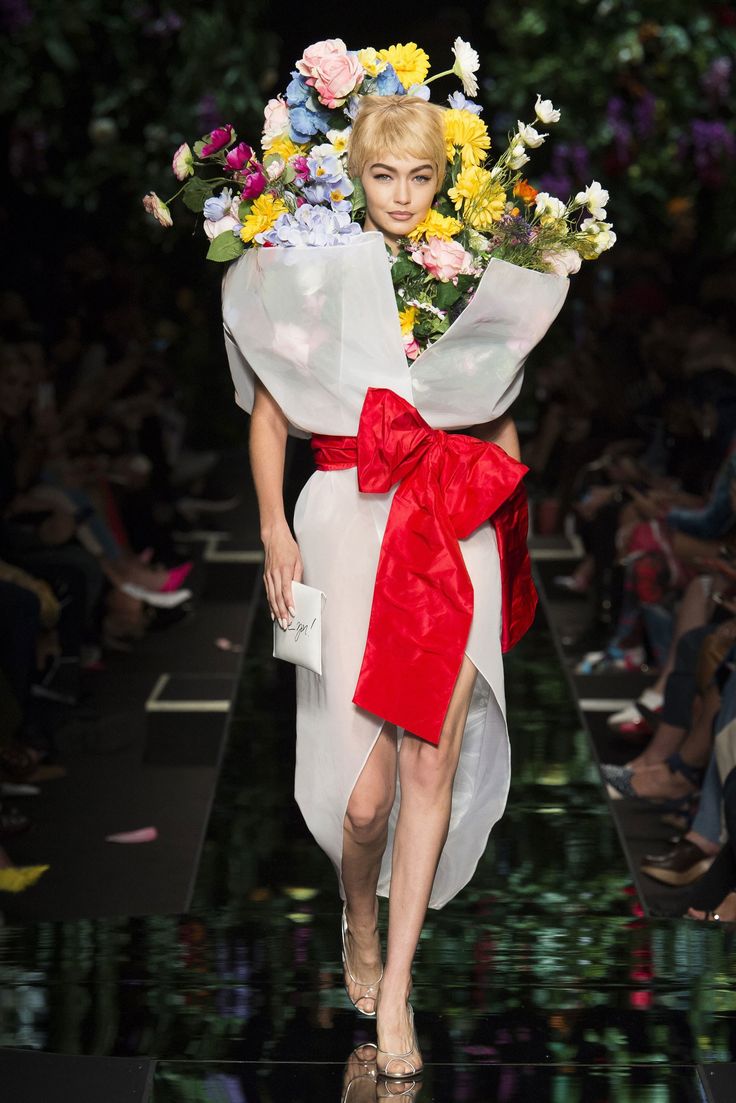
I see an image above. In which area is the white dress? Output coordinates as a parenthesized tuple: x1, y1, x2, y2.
(223, 232, 568, 908)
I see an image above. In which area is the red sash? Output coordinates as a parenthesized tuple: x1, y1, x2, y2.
(310, 387, 538, 745)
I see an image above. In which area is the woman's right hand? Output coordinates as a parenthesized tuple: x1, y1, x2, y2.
(262, 521, 303, 629)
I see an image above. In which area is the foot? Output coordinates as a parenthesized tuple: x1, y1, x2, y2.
(376, 994, 423, 1079)
(342, 1044, 378, 1103)
(607, 759, 700, 803)
(687, 891, 736, 923)
(342, 903, 383, 1016)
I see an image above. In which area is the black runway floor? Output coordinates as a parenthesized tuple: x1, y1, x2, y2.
(1, 463, 735, 1100)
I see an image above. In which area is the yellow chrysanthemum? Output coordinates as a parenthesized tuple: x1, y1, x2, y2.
(265, 134, 308, 161)
(444, 109, 491, 167)
(378, 42, 430, 90)
(357, 47, 388, 77)
(407, 208, 463, 242)
(240, 193, 288, 244)
(447, 165, 506, 230)
(398, 305, 418, 335)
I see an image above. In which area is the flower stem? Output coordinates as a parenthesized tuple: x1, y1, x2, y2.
(424, 69, 454, 86)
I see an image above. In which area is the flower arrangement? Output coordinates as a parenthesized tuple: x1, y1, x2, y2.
(143, 37, 616, 359)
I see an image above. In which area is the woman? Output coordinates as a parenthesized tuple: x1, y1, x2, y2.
(226, 95, 566, 1079)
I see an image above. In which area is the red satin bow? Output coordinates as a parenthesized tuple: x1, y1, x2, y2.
(310, 387, 538, 745)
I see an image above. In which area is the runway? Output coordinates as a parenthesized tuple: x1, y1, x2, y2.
(0, 446, 734, 1101)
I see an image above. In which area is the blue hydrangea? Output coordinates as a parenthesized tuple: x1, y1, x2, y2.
(373, 64, 403, 96)
(407, 84, 430, 100)
(256, 205, 363, 247)
(447, 91, 483, 115)
(289, 105, 323, 143)
(203, 188, 234, 221)
(285, 71, 309, 107)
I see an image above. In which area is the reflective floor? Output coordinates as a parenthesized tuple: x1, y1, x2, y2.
(1, 591, 734, 1101)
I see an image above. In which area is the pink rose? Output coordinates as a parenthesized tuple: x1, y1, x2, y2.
(203, 215, 240, 242)
(201, 124, 234, 158)
(291, 155, 310, 180)
(411, 237, 474, 283)
(295, 38, 364, 108)
(142, 191, 173, 228)
(403, 334, 421, 360)
(262, 95, 290, 146)
(225, 142, 253, 171)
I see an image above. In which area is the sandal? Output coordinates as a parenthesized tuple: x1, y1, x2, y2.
(606, 752, 702, 811)
(341, 902, 383, 1018)
(377, 1003, 423, 1081)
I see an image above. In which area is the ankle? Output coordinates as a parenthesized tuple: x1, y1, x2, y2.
(377, 977, 411, 1009)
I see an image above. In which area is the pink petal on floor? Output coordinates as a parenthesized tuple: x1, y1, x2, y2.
(105, 826, 158, 843)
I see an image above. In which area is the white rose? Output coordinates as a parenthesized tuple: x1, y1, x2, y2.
(543, 249, 582, 277)
(509, 146, 530, 170)
(574, 180, 610, 220)
(517, 121, 547, 148)
(534, 94, 561, 124)
(203, 215, 240, 242)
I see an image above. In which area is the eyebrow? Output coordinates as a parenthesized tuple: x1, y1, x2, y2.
(369, 162, 434, 172)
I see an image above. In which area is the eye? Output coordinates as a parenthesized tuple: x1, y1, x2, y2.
(414, 175, 431, 184)
(373, 173, 392, 181)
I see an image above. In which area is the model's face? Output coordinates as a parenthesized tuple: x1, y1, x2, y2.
(361, 155, 438, 252)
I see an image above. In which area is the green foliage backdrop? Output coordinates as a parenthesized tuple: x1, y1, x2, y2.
(484, 0, 736, 256)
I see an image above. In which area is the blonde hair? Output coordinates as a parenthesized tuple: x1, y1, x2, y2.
(347, 95, 447, 190)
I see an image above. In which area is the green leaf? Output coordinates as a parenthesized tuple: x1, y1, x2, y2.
(390, 253, 418, 286)
(206, 232, 244, 263)
(182, 177, 217, 213)
(434, 281, 463, 309)
(238, 200, 253, 221)
(45, 37, 77, 72)
(350, 176, 366, 217)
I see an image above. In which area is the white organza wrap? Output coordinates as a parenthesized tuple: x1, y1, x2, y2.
(222, 230, 569, 909)
(222, 230, 569, 436)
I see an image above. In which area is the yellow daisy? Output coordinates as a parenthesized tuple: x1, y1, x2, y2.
(398, 305, 418, 335)
(407, 208, 463, 242)
(264, 134, 308, 161)
(444, 109, 491, 167)
(378, 42, 430, 90)
(240, 193, 288, 244)
(448, 165, 506, 230)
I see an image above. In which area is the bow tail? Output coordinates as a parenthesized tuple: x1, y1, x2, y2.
(494, 481, 538, 652)
(352, 482, 474, 746)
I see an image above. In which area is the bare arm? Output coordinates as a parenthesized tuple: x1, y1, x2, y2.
(465, 412, 521, 462)
(249, 376, 303, 627)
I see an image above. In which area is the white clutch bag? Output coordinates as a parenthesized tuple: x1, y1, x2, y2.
(272, 580, 326, 675)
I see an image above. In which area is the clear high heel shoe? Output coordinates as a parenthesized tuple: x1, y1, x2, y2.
(341, 902, 383, 1018)
(376, 1003, 423, 1081)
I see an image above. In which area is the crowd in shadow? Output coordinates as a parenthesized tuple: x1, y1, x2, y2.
(0, 240, 235, 882)
(524, 247, 736, 922)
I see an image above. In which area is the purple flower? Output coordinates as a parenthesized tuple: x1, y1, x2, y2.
(701, 56, 732, 104)
(241, 168, 267, 199)
(291, 156, 310, 180)
(201, 124, 234, 158)
(225, 142, 254, 171)
(633, 92, 656, 139)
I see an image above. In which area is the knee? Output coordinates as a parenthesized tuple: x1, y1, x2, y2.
(345, 789, 393, 843)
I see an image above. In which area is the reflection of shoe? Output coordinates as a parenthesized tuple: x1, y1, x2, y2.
(641, 840, 715, 886)
(341, 903, 383, 1017)
(377, 1003, 423, 1081)
(341, 1044, 377, 1103)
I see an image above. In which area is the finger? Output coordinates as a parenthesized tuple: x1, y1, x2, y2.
(263, 573, 276, 621)
(273, 569, 290, 628)
(283, 571, 297, 618)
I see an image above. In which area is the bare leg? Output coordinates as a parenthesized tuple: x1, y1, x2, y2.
(626, 684, 721, 799)
(376, 654, 479, 1074)
(341, 721, 398, 1014)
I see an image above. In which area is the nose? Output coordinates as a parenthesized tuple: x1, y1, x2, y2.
(394, 177, 411, 205)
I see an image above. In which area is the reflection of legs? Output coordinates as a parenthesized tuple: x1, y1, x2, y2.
(341, 721, 398, 1014)
(377, 654, 479, 1074)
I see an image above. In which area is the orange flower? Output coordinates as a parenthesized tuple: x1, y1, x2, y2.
(513, 178, 538, 203)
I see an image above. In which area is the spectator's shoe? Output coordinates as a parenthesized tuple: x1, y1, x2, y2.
(574, 646, 646, 675)
(160, 561, 193, 592)
(119, 582, 193, 609)
(607, 689, 663, 731)
(641, 840, 715, 886)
